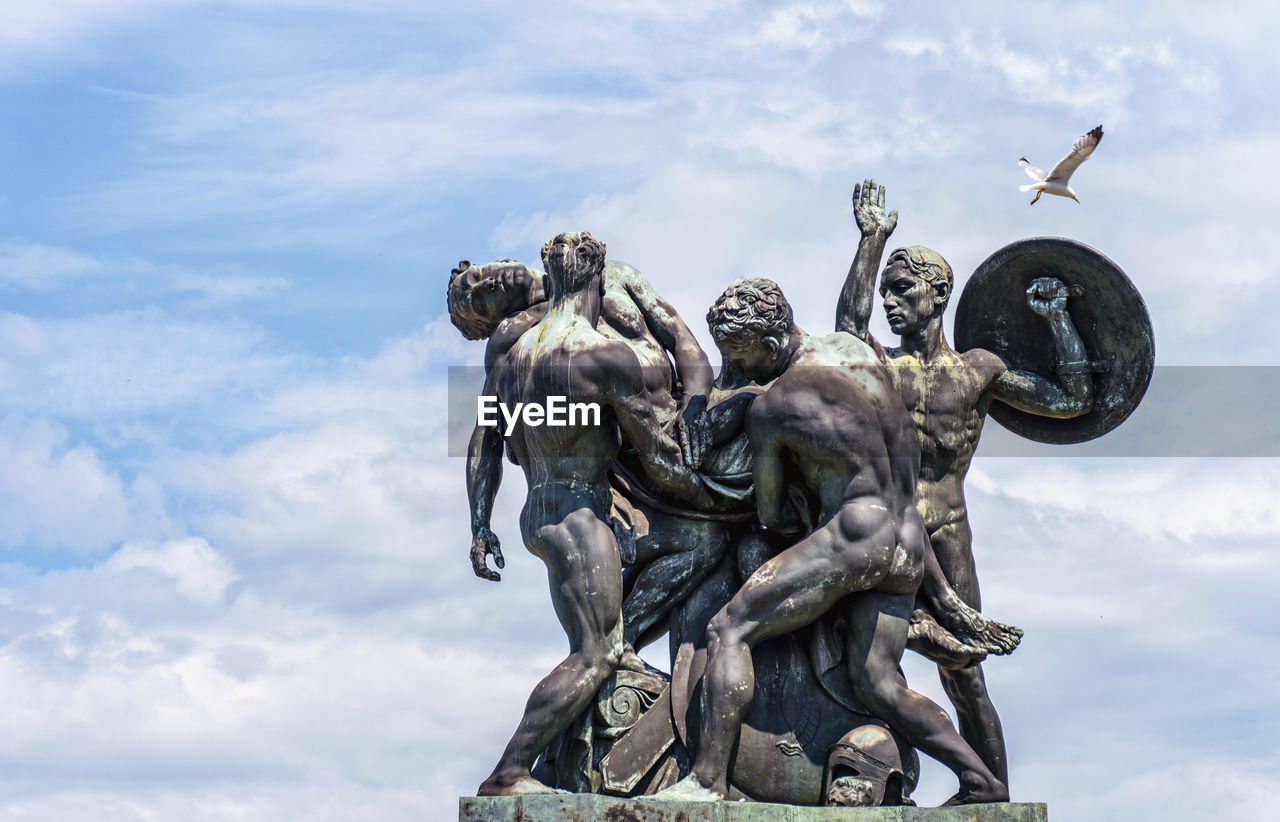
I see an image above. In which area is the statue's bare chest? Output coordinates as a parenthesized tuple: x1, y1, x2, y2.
(884, 352, 989, 461)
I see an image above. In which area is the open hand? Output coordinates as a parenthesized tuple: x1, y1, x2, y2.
(852, 178, 898, 237)
(677, 394, 710, 469)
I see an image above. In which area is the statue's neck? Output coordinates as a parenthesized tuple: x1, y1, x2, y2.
(900, 315, 947, 360)
(547, 278, 603, 326)
(782, 329, 807, 370)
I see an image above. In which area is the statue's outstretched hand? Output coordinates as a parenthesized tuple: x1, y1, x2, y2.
(678, 394, 710, 470)
(1026, 277, 1070, 318)
(852, 178, 898, 238)
(470, 527, 505, 582)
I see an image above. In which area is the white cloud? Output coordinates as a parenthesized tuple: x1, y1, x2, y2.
(879, 15, 1223, 132)
(0, 0, 179, 55)
(972, 459, 1280, 544)
(0, 417, 150, 553)
(952, 31, 1132, 124)
(558, 0, 735, 20)
(0, 541, 563, 820)
(257, 318, 473, 429)
(82, 65, 671, 236)
(105, 538, 236, 605)
(0, 241, 102, 289)
(169, 271, 290, 303)
(1086, 759, 1280, 822)
(734, 1, 883, 53)
(0, 239, 291, 309)
(884, 35, 944, 59)
(0, 309, 295, 419)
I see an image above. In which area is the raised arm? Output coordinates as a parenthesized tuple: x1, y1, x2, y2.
(836, 179, 898, 339)
(613, 262, 714, 400)
(987, 277, 1094, 418)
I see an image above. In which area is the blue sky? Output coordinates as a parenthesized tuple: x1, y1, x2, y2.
(1, 2, 1278, 820)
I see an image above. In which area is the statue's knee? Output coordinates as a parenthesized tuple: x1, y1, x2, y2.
(705, 610, 741, 652)
(582, 643, 622, 683)
(852, 673, 900, 717)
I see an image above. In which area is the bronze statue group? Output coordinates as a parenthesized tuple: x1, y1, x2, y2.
(449, 181, 1094, 808)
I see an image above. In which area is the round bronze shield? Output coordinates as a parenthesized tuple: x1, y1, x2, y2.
(953, 237, 1154, 444)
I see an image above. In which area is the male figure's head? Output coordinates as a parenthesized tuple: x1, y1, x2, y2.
(541, 231, 606, 296)
(447, 259, 543, 340)
(878, 246, 953, 337)
(706, 277, 797, 384)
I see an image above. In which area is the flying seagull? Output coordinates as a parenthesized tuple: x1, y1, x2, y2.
(1019, 125, 1103, 205)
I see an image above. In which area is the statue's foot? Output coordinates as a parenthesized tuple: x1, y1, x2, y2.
(941, 772, 1008, 806)
(647, 775, 726, 802)
(907, 609, 987, 669)
(940, 601, 1024, 656)
(476, 773, 566, 797)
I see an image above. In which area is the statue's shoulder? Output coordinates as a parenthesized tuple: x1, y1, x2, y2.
(604, 259, 642, 277)
(602, 259, 645, 291)
(760, 362, 823, 407)
(491, 306, 544, 348)
(815, 330, 880, 365)
(745, 381, 794, 428)
(959, 346, 1006, 374)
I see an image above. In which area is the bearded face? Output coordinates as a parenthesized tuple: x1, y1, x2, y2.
(542, 232, 605, 293)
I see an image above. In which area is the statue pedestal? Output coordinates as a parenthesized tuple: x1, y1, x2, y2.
(460, 795, 1048, 821)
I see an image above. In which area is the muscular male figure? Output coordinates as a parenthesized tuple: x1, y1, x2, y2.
(837, 180, 1093, 785)
(476, 232, 711, 796)
(658, 278, 1007, 805)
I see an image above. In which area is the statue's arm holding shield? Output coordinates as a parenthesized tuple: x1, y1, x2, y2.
(980, 279, 1094, 418)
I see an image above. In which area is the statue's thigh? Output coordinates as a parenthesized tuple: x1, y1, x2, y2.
(930, 520, 980, 607)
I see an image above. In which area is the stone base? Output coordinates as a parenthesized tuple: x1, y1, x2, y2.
(459, 795, 1047, 821)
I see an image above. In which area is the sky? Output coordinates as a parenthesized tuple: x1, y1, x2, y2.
(1, 1, 1278, 820)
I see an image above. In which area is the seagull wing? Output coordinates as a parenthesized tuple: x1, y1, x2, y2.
(1044, 125, 1103, 184)
(1019, 157, 1047, 181)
